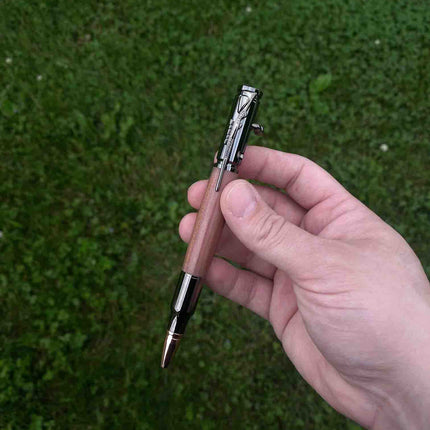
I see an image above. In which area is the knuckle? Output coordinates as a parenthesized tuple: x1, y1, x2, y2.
(253, 211, 287, 249)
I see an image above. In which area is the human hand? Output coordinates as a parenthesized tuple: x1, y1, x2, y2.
(179, 146, 430, 429)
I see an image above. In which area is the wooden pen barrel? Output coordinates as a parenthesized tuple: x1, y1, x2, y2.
(183, 167, 237, 278)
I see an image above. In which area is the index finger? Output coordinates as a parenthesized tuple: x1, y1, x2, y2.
(239, 146, 350, 209)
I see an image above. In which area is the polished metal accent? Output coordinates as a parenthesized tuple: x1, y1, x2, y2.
(172, 272, 202, 314)
(162, 271, 202, 368)
(251, 123, 264, 136)
(214, 85, 263, 192)
(167, 271, 203, 334)
(161, 331, 183, 368)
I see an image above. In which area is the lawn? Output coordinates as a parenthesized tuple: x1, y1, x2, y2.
(0, 0, 429, 429)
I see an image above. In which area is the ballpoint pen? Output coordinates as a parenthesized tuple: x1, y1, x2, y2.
(161, 84, 264, 368)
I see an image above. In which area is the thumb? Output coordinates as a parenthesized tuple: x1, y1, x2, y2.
(220, 180, 325, 281)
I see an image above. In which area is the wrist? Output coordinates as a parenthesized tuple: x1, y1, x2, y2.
(372, 314, 430, 430)
(373, 387, 430, 430)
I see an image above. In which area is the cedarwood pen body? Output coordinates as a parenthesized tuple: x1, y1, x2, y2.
(161, 85, 263, 368)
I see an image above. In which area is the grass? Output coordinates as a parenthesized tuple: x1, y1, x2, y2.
(0, 0, 429, 429)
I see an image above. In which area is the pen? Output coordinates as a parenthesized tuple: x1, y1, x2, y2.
(161, 84, 263, 368)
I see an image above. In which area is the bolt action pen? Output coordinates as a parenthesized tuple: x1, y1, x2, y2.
(161, 85, 263, 368)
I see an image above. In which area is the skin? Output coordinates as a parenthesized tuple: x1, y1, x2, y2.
(179, 146, 430, 429)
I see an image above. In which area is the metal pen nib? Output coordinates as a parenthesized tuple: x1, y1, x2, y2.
(161, 331, 183, 368)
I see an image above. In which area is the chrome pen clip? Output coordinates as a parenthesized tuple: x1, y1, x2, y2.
(214, 85, 263, 192)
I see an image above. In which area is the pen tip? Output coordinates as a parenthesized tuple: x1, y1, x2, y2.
(161, 331, 183, 369)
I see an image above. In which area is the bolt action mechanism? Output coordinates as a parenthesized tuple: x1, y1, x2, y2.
(214, 85, 263, 192)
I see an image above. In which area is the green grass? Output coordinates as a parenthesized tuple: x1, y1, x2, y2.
(0, 0, 429, 429)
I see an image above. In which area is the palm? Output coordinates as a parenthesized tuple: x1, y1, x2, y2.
(268, 197, 385, 426)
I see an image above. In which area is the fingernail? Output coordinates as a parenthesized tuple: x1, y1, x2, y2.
(226, 181, 257, 218)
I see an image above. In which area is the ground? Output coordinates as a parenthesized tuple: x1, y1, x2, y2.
(0, 1, 429, 429)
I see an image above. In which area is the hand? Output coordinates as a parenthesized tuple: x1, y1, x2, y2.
(179, 146, 430, 429)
